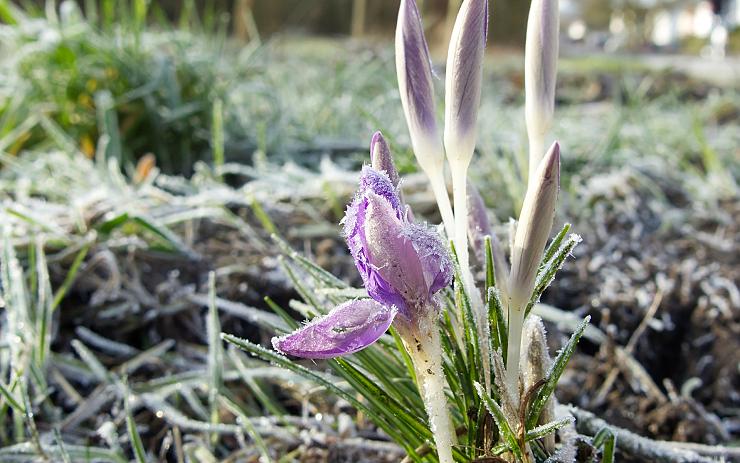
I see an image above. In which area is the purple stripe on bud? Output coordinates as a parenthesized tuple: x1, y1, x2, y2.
(370, 131, 400, 188)
(444, 0, 488, 163)
(272, 299, 397, 359)
(396, 0, 444, 167)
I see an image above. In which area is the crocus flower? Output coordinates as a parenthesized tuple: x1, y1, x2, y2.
(505, 141, 560, 392)
(443, 0, 488, 281)
(396, 0, 455, 239)
(272, 166, 453, 359)
(508, 141, 560, 311)
(525, 0, 560, 183)
(396, 0, 444, 172)
(444, 0, 488, 168)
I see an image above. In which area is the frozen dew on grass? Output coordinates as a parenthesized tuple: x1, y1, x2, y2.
(253, 0, 589, 461)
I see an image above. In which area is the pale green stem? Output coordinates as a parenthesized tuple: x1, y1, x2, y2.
(450, 160, 470, 273)
(505, 306, 526, 403)
(427, 166, 456, 241)
(399, 314, 455, 463)
(450, 159, 491, 390)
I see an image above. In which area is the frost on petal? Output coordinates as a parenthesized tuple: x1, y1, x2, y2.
(444, 0, 488, 156)
(272, 299, 397, 359)
(401, 222, 453, 296)
(364, 192, 428, 313)
(370, 131, 400, 188)
(342, 182, 408, 313)
(358, 166, 402, 214)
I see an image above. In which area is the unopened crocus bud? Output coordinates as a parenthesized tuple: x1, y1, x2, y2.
(370, 131, 400, 188)
(525, 0, 559, 182)
(396, 0, 456, 239)
(395, 0, 444, 172)
(505, 141, 560, 394)
(443, 0, 488, 167)
(509, 141, 560, 310)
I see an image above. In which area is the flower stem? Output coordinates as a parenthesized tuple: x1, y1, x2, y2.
(450, 160, 470, 274)
(428, 167, 456, 241)
(505, 307, 525, 401)
(399, 314, 455, 463)
(450, 159, 491, 390)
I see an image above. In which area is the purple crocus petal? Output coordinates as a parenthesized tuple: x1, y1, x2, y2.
(444, 0, 488, 163)
(358, 166, 403, 215)
(396, 0, 445, 171)
(364, 192, 429, 311)
(272, 299, 397, 359)
(401, 222, 453, 296)
(343, 186, 408, 314)
(370, 131, 400, 188)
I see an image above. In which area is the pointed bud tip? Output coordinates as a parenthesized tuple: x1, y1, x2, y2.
(542, 141, 560, 179)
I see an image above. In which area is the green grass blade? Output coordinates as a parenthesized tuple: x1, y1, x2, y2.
(525, 417, 573, 442)
(125, 394, 148, 463)
(484, 235, 496, 290)
(206, 272, 223, 444)
(51, 242, 91, 312)
(593, 427, 617, 463)
(540, 223, 571, 270)
(526, 316, 590, 429)
(0, 380, 24, 413)
(525, 233, 582, 318)
(211, 98, 224, 178)
(474, 382, 523, 461)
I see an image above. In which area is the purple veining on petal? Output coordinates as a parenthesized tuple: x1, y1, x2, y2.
(342, 172, 408, 314)
(272, 299, 397, 359)
(399, 0, 439, 135)
(401, 222, 453, 296)
(446, 0, 488, 136)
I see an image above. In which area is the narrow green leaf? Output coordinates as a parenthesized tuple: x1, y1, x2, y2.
(474, 382, 523, 461)
(526, 316, 590, 429)
(250, 198, 277, 235)
(484, 235, 496, 291)
(277, 257, 320, 311)
(0, 379, 24, 413)
(206, 272, 223, 441)
(525, 234, 581, 318)
(272, 235, 348, 289)
(51, 242, 91, 311)
(525, 417, 573, 442)
(487, 287, 508, 364)
(593, 427, 617, 463)
(219, 395, 273, 463)
(264, 296, 298, 330)
(125, 394, 147, 463)
(53, 428, 72, 463)
(211, 98, 224, 177)
(540, 223, 571, 270)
